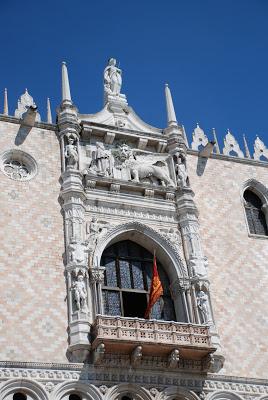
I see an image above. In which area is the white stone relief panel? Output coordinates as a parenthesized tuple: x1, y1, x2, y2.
(83, 142, 175, 188)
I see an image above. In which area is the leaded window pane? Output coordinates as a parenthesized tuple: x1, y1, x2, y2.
(101, 240, 176, 321)
(104, 258, 118, 287)
(102, 290, 121, 316)
(119, 260, 132, 288)
(132, 261, 144, 289)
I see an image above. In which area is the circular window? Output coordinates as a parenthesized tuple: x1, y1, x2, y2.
(0, 150, 37, 181)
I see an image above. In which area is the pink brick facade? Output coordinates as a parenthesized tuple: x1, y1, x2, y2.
(0, 120, 68, 363)
(188, 154, 268, 378)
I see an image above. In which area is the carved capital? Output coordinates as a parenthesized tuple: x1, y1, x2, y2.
(90, 267, 105, 284)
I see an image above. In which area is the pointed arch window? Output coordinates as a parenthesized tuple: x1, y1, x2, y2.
(101, 240, 175, 321)
(244, 189, 268, 236)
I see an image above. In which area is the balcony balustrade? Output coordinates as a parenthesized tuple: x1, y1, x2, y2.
(91, 315, 216, 360)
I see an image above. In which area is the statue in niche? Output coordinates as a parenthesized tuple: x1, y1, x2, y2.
(173, 153, 188, 187)
(68, 238, 87, 264)
(196, 290, 210, 323)
(65, 135, 78, 169)
(72, 274, 88, 312)
(104, 58, 122, 96)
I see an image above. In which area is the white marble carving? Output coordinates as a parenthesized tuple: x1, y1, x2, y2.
(72, 274, 88, 312)
(173, 153, 188, 187)
(253, 136, 268, 161)
(190, 256, 208, 279)
(104, 58, 122, 96)
(68, 238, 87, 264)
(14, 89, 41, 121)
(65, 134, 79, 169)
(222, 130, 244, 158)
(191, 124, 208, 150)
(113, 143, 175, 187)
(196, 290, 211, 324)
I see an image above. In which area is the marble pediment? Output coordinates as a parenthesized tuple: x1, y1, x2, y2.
(79, 104, 163, 136)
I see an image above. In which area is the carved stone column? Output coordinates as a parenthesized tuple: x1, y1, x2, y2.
(176, 187, 221, 354)
(58, 96, 91, 362)
(89, 267, 105, 317)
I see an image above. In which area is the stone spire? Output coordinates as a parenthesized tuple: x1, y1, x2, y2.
(182, 125, 189, 147)
(3, 88, 8, 115)
(212, 128, 220, 154)
(165, 84, 178, 127)
(62, 61, 72, 103)
(47, 98, 52, 123)
(243, 134, 251, 158)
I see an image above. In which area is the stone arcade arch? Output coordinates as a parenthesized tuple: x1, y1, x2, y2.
(155, 387, 200, 400)
(104, 383, 152, 400)
(0, 379, 48, 400)
(206, 391, 244, 400)
(51, 381, 103, 400)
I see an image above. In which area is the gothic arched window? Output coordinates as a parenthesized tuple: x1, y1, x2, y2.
(244, 189, 268, 236)
(101, 240, 175, 321)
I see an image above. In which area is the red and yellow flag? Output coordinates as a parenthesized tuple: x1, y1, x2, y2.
(144, 255, 163, 319)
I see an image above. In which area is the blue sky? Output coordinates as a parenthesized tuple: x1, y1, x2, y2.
(1, 0, 268, 153)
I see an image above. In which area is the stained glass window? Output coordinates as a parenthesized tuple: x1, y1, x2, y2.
(101, 240, 175, 321)
(244, 190, 268, 236)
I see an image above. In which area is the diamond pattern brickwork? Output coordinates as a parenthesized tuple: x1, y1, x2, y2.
(0, 121, 68, 363)
(187, 154, 268, 379)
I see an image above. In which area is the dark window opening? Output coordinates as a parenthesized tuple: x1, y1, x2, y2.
(101, 240, 175, 321)
(122, 292, 147, 318)
(69, 394, 82, 400)
(244, 189, 268, 236)
(13, 394, 27, 400)
(122, 396, 132, 400)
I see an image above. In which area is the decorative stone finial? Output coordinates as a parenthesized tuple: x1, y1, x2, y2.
(165, 83, 178, 127)
(253, 136, 268, 161)
(212, 128, 220, 154)
(223, 129, 244, 158)
(47, 97, 52, 123)
(191, 124, 208, 150)
(3, 88, 8, 115)
(14, 89, 41, 122)
(62, 61, 72, 103)
(243, 134, 251, 159)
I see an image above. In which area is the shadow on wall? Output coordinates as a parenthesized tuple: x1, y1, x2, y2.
(15, 125, 32, 145)
(196, 156, 208, 176)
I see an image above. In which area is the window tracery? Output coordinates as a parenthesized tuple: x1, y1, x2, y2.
(101, 240, 175, 320)
(244, 189, 268, 236)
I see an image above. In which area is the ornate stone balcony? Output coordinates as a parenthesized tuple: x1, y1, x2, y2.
(91, 315, 216, 361)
